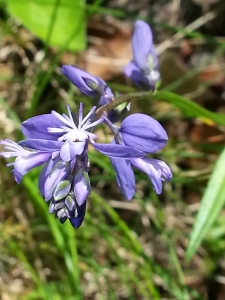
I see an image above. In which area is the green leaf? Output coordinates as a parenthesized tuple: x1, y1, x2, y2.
(7, 0, 86, 51)
(154, 91, 225, 127)
(186, 147, 225, 260)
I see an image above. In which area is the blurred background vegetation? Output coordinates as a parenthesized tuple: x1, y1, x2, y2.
(1, 0, 225, 299)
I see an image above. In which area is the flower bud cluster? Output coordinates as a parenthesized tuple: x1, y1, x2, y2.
(0, 20, 172, 228)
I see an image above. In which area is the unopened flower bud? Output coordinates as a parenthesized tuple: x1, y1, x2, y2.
(65, 195, 75, 212)
(124, 20, 160, 91)
(61, 65, 114, 99)
(82, 78, 102, 94)
(53, 180, 71, 201)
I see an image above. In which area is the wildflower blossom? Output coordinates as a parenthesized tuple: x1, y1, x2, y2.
(124, 20, 160, 91)
(0, 103, 147, 227)
(0, 19, 173, 228)
(110, 113, 172, 199)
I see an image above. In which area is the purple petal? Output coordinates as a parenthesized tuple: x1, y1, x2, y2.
(73, 169, 91, 206)
(60, 140, 86, 162)
(110, 157, 135, 200)
(19, 139, 63, 152)
(124, 61, 151, 88)
(43, 161, 70, 201)
(69, 202, 86, 228)
(21, 114, 63, 140)
(132, 20, 153, 71)
(13, 168, 23, 184)
(14, 152, 51, 183)
(120, 114, 168, 153)
(92, 142, 144, 158)
(131, 157, 163, 194)
(61, 65, 106, 97)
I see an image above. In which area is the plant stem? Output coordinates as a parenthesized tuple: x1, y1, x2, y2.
(96, 91, 153, 118)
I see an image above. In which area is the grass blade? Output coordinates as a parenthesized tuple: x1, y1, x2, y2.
(186, 147, 225, 260)
(154, 91, 225, 127)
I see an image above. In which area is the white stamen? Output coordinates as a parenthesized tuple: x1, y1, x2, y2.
(81, 106, 96, 126)
(48, 104, 102, 144)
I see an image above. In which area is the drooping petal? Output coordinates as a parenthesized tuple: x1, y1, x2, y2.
(120, 113, 168, 153)
(43, 160, 70, 201)
(73, 168, 91, 206)
(131, 157, 163, 194)
(110, 157, 135, 200)
(13, 168, 23, 184)
(69, 202, 86, 228)
(92, 142, 144, 158)
(61, 65, 106, 97)
(14, 152, 51, 183)
(21, 114, 63, 140)
(60, 140, 86, 162)
(19, 139, 63, 152)
(132, 20, 153, 71)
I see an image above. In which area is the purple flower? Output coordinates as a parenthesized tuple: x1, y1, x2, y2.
(124, 20, 160, 91)
(110, 113, 172, 199)
(61, 65, 114, 102)
(0, 87, 173, 227)
(21, 103, 144, 160)
(0, 103, 150, 228)
(16, 103, 107, 227)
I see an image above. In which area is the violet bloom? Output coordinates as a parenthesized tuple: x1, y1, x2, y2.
(110, 113, 172, 199)
(0, 104, 146, 227)
(19, 103, 145, 166)
(124, 20, 160, 91)
(61, 65, 114, 102)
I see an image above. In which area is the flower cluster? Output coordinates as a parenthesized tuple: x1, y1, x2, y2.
(0, 20, 172, 228)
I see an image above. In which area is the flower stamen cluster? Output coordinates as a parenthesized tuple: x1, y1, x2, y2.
(48, 104, 102, 143)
